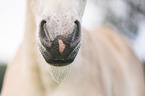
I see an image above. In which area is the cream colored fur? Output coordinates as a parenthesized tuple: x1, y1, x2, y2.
(1, 0, 145, 96)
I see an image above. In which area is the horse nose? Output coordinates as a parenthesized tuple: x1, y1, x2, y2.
(39, 19, 81, 66)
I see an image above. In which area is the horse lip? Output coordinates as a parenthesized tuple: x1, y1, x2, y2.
(66, 42, 81, 59)
(39, 42, 81, 66)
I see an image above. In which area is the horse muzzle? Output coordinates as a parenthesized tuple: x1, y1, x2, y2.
(38, 19, 81, 66)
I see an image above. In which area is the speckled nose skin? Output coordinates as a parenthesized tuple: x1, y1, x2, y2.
(39, 20, 81, 66)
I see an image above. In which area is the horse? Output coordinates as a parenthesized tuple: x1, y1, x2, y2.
(1, 0, 145, 96)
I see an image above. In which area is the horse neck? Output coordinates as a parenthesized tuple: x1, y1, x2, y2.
(23, 0, 38, 67)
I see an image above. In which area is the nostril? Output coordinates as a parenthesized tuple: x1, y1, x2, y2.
(71, 20, 81, 47)
(74, 20, 81, 38)
(39, 20, 53, 48)
(41, 20, 47, 24)
(74, 20, 80, 26)
(40, 20, 47, 38)
(74, 20, 81, 30)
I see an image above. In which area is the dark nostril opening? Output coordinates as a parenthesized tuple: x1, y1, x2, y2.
(74, 20, 81, 30)
(41, 20, 47, 24)
(74, 20, 80, 26)
(74, 20, 81, 38)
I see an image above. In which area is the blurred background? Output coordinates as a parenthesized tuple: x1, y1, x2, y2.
(0, 0, 26, 64)
(0, 0, 26, 92)
(0, 0, 145, 93)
